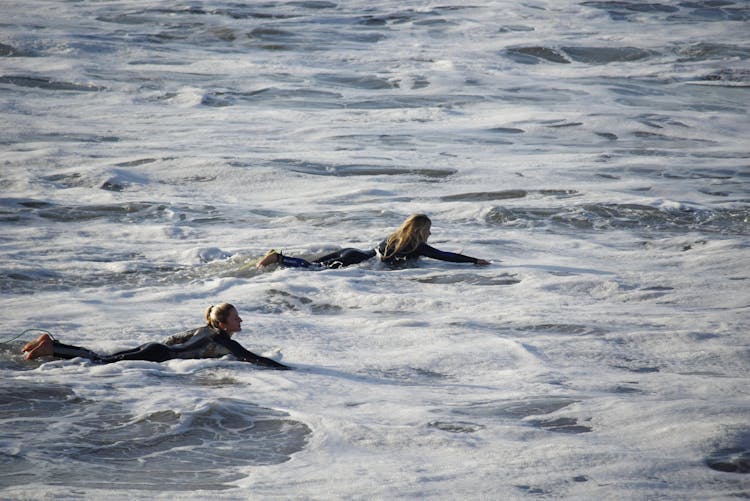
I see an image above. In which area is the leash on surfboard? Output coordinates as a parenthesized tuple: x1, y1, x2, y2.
(0, 328, 57, 346)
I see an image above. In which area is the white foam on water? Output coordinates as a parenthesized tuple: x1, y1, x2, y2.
(1, 0, 749, 498)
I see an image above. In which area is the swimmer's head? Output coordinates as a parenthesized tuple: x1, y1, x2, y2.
(206, 303, 242, 333)
(401, 213, 432, 243)
(395, 213, 432, 246)
(382, 213, 432, 259)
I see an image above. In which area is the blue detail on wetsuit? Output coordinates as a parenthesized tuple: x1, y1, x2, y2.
(49, 326, 290, 369)
(278, 241, 478, 269)
(279, 255, 317, 268)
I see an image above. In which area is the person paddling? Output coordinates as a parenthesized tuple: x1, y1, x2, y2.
(22, 303, 290, 370)
(257, 213, 490, 269)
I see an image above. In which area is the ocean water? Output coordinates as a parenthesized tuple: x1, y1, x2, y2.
(1, 0, 749, 499)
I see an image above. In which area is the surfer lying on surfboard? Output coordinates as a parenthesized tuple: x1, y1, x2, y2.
(22, 303, 290, 370)
(257, 213, 491, 270)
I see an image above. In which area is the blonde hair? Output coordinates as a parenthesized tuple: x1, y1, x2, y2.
(381, 214, 432, 260)
(205, 303, 236, 329)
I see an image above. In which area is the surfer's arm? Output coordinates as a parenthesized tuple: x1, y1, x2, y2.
(418, 243, 489, 264)
(213, 334, 291, 370)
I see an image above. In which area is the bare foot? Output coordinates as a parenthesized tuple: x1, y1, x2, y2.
(22, 333, 50, 353)
(256, 249, 280, 269)
(22, 333, 54, 360)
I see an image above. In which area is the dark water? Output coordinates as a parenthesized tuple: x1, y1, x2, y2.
(0, 380, 311, 491)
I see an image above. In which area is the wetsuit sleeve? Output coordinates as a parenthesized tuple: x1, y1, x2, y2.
(212, 334, 291, 370)
(417, 243, 480, 263)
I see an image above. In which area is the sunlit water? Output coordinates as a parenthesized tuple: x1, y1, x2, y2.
(1, 1, 749, 499)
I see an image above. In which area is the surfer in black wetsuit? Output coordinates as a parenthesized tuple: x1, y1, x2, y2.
(21, 303, 290, 370)
(256, 213, 490, 269)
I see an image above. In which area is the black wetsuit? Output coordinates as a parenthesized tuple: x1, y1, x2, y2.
(48, 326, 290, 369)
(376, 241, 480, 265)
(278, 240, 481, 269)
(279, 248, 377, 269)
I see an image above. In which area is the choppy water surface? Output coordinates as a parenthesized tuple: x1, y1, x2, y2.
(0, 378, 311, 491)
(1, 0, 749, 499)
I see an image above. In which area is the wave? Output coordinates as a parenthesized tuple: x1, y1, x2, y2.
(485, 203, 750, 235)
(0, 381, 311, 491)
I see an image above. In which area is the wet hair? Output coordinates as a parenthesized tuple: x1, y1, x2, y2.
(381, 214, 432, 260)
(205, 303, 236, 330)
